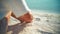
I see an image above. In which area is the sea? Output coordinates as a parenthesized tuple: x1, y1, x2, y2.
(26, 0, 60, 14)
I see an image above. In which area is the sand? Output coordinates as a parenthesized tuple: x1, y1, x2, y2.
(7, 11, 60, 34)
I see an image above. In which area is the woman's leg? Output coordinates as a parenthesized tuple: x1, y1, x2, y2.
(11, 12, 33, 23)
(17, 12, 33, 23)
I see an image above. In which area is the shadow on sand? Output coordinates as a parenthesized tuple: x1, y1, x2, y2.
(8, 23, 27, 34)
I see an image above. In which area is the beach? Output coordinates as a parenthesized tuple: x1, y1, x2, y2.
(7, 11, 60, 34)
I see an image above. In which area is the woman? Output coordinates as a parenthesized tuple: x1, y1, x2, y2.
(0, 0, 33, 34)
(3, 0, 33, 23)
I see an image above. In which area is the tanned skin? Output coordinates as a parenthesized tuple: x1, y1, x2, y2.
(11, 12, 33, 23)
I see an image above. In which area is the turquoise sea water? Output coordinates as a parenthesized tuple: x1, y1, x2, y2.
(26, 0, 60, 14)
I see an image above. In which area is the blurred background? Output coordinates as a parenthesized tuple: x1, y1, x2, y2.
(26, 0, 60, 14)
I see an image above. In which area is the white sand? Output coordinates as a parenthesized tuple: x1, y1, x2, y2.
(8, 11, 60, 34)
(8, 16, 21, 26)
